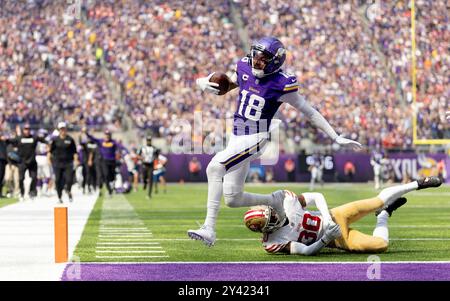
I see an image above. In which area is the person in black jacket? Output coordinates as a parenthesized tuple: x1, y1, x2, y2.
(3, 124, 47, 201)
(49, 122, 78, 203)
(0, 135, 7, 198)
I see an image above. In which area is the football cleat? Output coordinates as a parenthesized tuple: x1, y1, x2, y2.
(187, 225, 216, 247)
(376, 197, 407, 217)
(417, 176, 442, 190)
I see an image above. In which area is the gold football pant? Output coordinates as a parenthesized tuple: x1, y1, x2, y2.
(330, 197, 388, 253)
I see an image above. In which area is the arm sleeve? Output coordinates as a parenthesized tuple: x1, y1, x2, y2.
(117, 142, 129, 154)
(280, 92, 339, 141)
(49, 140, 55, 154)
(301, 192, 332, 222)
(71, 139, 77, 156)
(5, 137, 17, 145)
(290, 240, 327, 256)
(86, 132, 101, 144)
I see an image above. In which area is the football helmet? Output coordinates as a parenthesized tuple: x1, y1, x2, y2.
(244, 206, 285, 233)
(248, 37, 286, 78)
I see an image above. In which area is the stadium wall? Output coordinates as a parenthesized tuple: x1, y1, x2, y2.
(163, 153, 449, 184)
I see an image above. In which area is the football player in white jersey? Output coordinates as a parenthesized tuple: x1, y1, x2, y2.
(244, 177, 441, 255)
(189, 37, 362, 246)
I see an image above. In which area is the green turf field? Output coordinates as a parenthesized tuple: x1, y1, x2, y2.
(0, 198, 17, 209)
(74, 183, 450, 262)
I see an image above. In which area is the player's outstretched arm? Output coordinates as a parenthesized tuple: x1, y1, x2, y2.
(301, 192, 332, 223)
(280, 92, 362, 150)
(196, 72, 238, 95)
(196, 72, 220, 94)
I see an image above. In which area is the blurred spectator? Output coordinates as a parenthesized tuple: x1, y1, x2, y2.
(265, 167, 274, 183)
(284, 157, 296, 182)
(188, 156, 202, 182)
(437, 159, 446, 183)
(344, 161, 356, 182)
(0, 135, 6, 197)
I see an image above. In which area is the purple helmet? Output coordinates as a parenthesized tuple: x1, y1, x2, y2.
(248, 37, 286, 78)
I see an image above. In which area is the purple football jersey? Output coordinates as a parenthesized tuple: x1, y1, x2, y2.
(233, 57, 299, 135)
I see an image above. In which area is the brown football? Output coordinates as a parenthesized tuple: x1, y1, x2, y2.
(209, 72, 230, 95)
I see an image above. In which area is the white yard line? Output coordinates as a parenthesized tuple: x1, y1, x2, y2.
(95, 194, 168, 261)
(0, 188, 98, 281)
(97, 242, 161, 245)
(148, 237, 450, 241)
(79, 260, 450, 265)
(97, 246, 162, 250)
(96, 250, 166, 253)
(95, 256, 170, 259)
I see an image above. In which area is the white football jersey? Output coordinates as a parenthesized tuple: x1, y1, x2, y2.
(36, 142, 48, 156)
(139, 146, 155, 164)
(263, 192, 328, 253)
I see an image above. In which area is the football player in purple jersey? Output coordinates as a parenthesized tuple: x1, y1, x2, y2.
(188, 37, 362, 246)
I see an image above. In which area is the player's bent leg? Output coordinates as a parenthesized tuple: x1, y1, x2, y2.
(223, 162, 249, 208)
(378, 176, 441, 206)
(189, 134, 269, 247)
(187, 159, 226, 247)
(345, 229, 388, 253)
(332, 197, 384, 226)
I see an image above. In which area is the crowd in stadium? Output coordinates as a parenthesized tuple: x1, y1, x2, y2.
(0, 0, 448, 154)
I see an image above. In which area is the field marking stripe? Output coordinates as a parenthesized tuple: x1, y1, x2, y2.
(79, 261, 450, 265)
(98, 235, 153, 237)
(96, 250, 166, 253)
(96, 247, 163, 249)
(99, 229, 150, 231)
(99, 237, 156, 242)
(97, 242, 161, 245)
(99, 227, 148, 229)
(99, 233, 153, 235)
(110, 238, 450, 241)
(149, 224, 450, 228)
(95, 256, 170, 259)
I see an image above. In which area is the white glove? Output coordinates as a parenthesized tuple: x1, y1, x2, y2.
(321, 221, 341, 245)
(335, 135, 363, 150)
(446, 111, 450, 121)
(196, 72, 220, 95)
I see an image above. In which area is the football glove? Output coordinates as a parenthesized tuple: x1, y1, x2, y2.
(335, 135, 363, 150)
(196, 72, 220, 95)
(446, 111, 450, 120)
(322, 221, 341, 245)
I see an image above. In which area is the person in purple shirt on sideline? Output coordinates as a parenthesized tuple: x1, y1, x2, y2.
(83, 128, 122, 197)
(188, 37, 363, 247)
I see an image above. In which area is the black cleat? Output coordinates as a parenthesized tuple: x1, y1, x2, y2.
(417, 176, 442, 190)
(376, 197, 407, 217)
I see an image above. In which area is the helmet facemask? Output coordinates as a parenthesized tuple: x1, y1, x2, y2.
(249, 42, 286, 78)
(244, 206, 285, 233)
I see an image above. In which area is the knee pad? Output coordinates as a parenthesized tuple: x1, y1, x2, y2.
(206, 161, 226, 181)
(223, 191, 244, 208)
(223, 184, 244, 208)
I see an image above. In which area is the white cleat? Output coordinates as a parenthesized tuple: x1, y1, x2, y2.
(187, 225, 216, 247)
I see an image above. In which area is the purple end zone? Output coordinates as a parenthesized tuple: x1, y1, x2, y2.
(61, 263, 450, 281)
